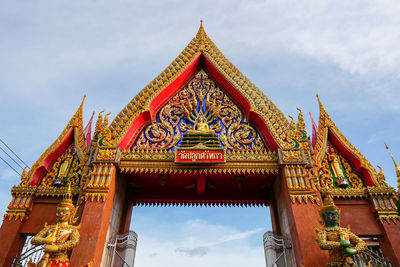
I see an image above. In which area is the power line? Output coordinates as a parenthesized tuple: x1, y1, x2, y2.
(0, 146, 24, 170)
(0, 155, 21, 176)
(0, 138, 29, 168)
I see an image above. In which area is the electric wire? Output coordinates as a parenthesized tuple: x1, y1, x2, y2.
(0, 155, 21, 176)
(0, 146, 25, 170)
(0, 137, 29, 168)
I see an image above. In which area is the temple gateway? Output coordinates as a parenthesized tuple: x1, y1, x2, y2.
(0, 22, 399, 267)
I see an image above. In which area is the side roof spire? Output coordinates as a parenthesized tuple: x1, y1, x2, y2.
(385, 143, 400, 189)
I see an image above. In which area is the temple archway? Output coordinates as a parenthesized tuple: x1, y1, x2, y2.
(1, 22, 399, 267)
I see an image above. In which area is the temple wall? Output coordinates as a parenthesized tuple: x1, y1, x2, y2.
(20, 198, 59, 234)
(335, 198, 382, 236)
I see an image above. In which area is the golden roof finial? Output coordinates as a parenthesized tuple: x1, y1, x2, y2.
(196, 20, 208, 52)
(316, 94, 325, 112)
(72, 94, 86, 127)
(385, 143, 400, 187)
(196, 20, 206, 38)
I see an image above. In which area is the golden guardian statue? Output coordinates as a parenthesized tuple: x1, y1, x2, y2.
(29, 184, 79, 267)
(315, 194, 366, 266)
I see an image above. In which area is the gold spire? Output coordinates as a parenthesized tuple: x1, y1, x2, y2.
(385, 143, 400, 189)
(316, 93, 326, 115)
(72, 94, 86, 127)
(196, 20, 207, 40)
(196, 20, 208, 52)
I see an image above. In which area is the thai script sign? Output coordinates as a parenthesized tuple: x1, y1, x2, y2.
(175, 149, 225, 163)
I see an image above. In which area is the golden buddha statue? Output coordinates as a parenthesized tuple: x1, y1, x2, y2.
(315, 194, 366, 267)
(187, 112, 214, 135)
(29, 184, 79, 267)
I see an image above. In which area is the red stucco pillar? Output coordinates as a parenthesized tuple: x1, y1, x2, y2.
(70, 163, 117, 267)
(379, 221, 400, 266)
(279, 167, 329, 266)
(0, 219, 26, 267)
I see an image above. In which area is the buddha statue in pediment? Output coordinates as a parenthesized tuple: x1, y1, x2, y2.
(187, 112, 215, 135)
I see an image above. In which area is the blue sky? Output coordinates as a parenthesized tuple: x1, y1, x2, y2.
(1, 1, 400, 266)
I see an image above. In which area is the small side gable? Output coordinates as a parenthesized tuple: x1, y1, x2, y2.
(19, 97, 87, 187)
(313, 95, 384, 188)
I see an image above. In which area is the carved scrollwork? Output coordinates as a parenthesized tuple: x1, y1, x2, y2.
(132, 70, 268, 152)
(318, 145, 365, 189)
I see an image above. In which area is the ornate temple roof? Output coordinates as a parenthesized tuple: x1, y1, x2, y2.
(20, 96, 87, 186)
(313, 95, 381, 187)
(109, 21, 295, 150)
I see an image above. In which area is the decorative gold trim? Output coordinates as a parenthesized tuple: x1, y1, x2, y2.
(367, 186, 396, 196)
(278, 149, 307, 165)
(320, 188, 368, 199)
(119, 161, 279, 175)
(11, 185, 81, 197)
(283, 165, 320, 205)
(95, 147, 121, 163)
(83, 163, 116, 201)
(121, 150, 278, 162)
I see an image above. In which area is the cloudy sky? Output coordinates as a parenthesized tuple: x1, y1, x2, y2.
(1, 1, 400, 266)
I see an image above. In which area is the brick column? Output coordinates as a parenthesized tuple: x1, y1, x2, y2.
(275, 149, 328, 266)
(278, 165, 328, 266)
(379, 222, 400, 266)
(0, 193, 33, 266)
(70, 162, 117, 266)
(0, 219, 26, 267)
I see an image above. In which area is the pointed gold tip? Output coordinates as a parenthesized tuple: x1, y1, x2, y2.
(196, 19, 207, 39)
(79, 94, 86, 109)
(385, 143, 389, 150)
(316, 93, 326, 112)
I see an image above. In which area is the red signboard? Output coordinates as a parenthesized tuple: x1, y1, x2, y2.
(175, 149, 225, 163)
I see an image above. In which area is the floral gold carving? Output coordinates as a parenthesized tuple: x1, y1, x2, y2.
(38, 146, 83, 188)
(279, 149, 305, 164)
(132, 70, 267, 152)
(96, 148, 119, 162)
